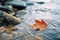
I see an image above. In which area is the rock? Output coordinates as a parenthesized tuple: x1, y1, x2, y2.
(22, 0, 28, 1)
(17, 10, 27, 17)
(4, 5, 13, 13)
(0, 0, 13, 5)
(0, 5, 3, 8)
(26, 1, 34, 6)
(0, 22, 44, 40)
(0, 11, 4, 17)
(36, 2, 45, 4)
(0, 6, 13, 13)
(0, 11, 5, 26)
(0, 33, 13, 40)
(5, 1, 26, 10)
(3, 12, 22, 25)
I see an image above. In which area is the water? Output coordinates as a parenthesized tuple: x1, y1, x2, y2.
(0, 0, 60, 40)
(22, 0, 60, 40)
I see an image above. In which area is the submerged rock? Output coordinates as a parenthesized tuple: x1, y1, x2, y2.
(22, 0, 28, 1)
(26, 1, 34, 6)
(17, 10, 27, 17)
(36, 2, 45, 4)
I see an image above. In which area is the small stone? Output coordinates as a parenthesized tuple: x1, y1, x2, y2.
(26, 1, 34, 6)
(22, 0, 28, 1)
(17, 10, 27, 17)
(0, 27, 6, 32)
(37, 2, 45, 4)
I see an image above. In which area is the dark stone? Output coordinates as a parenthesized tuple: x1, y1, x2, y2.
(26, 1, 34, 6)
(0, 11, 4, 26)
(12, 4, 26, 10)
(0, 11, 4, 17)
(26, 3, 34, 6)
(4, 5, 13, 13)
(22, 0, 28, 1)
(0, 0, 12, 6)
(0, 6, 12, 13)
(5, 1, 26, 10)
(0, 0, 6, 5)
(37, 2, 45, 4)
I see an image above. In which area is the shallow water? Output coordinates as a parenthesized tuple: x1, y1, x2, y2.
(22, 0, 60, 40)
(0, 0, 60, 40)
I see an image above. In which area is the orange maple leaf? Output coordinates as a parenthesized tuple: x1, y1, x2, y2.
(32, 20, 47, 31)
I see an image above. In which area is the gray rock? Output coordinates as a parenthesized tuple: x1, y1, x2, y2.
(0, 0, 13, 5)
(0, 6, 13, 13)
(22, 0, 28, 1)
(0, 5, 3, 8)
(0, 11, 4, 26)
(17, 10, 27, 17)
(26, 1, 34, 6)
(3, 13, 22, 25)
(5, 1, 26, 10)
(4, 5, 13, 13)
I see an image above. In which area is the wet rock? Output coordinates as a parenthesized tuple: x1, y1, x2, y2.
(5, 1, 26, 10)
(0, 21, 44, 40)
(3, 12, 22, 25)
(0, 11, 21, 26)
(0, 33, 13, 40)
(0, 11, 4, 26)
(0, 5, 3, 8)
(37, 2, 45, 4)
(0, 6, 13, 13)
(0, 11, 4, 17)
(26, 1, 34, 6)
(4, 5, 13, 13)
(0, 31, 30, 40)
(22, 0, 28, 1)
(0, 0, 13, 6)
(17, 10, 27, 17)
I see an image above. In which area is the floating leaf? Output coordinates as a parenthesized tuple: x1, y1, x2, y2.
(32, 19, 47, 31)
